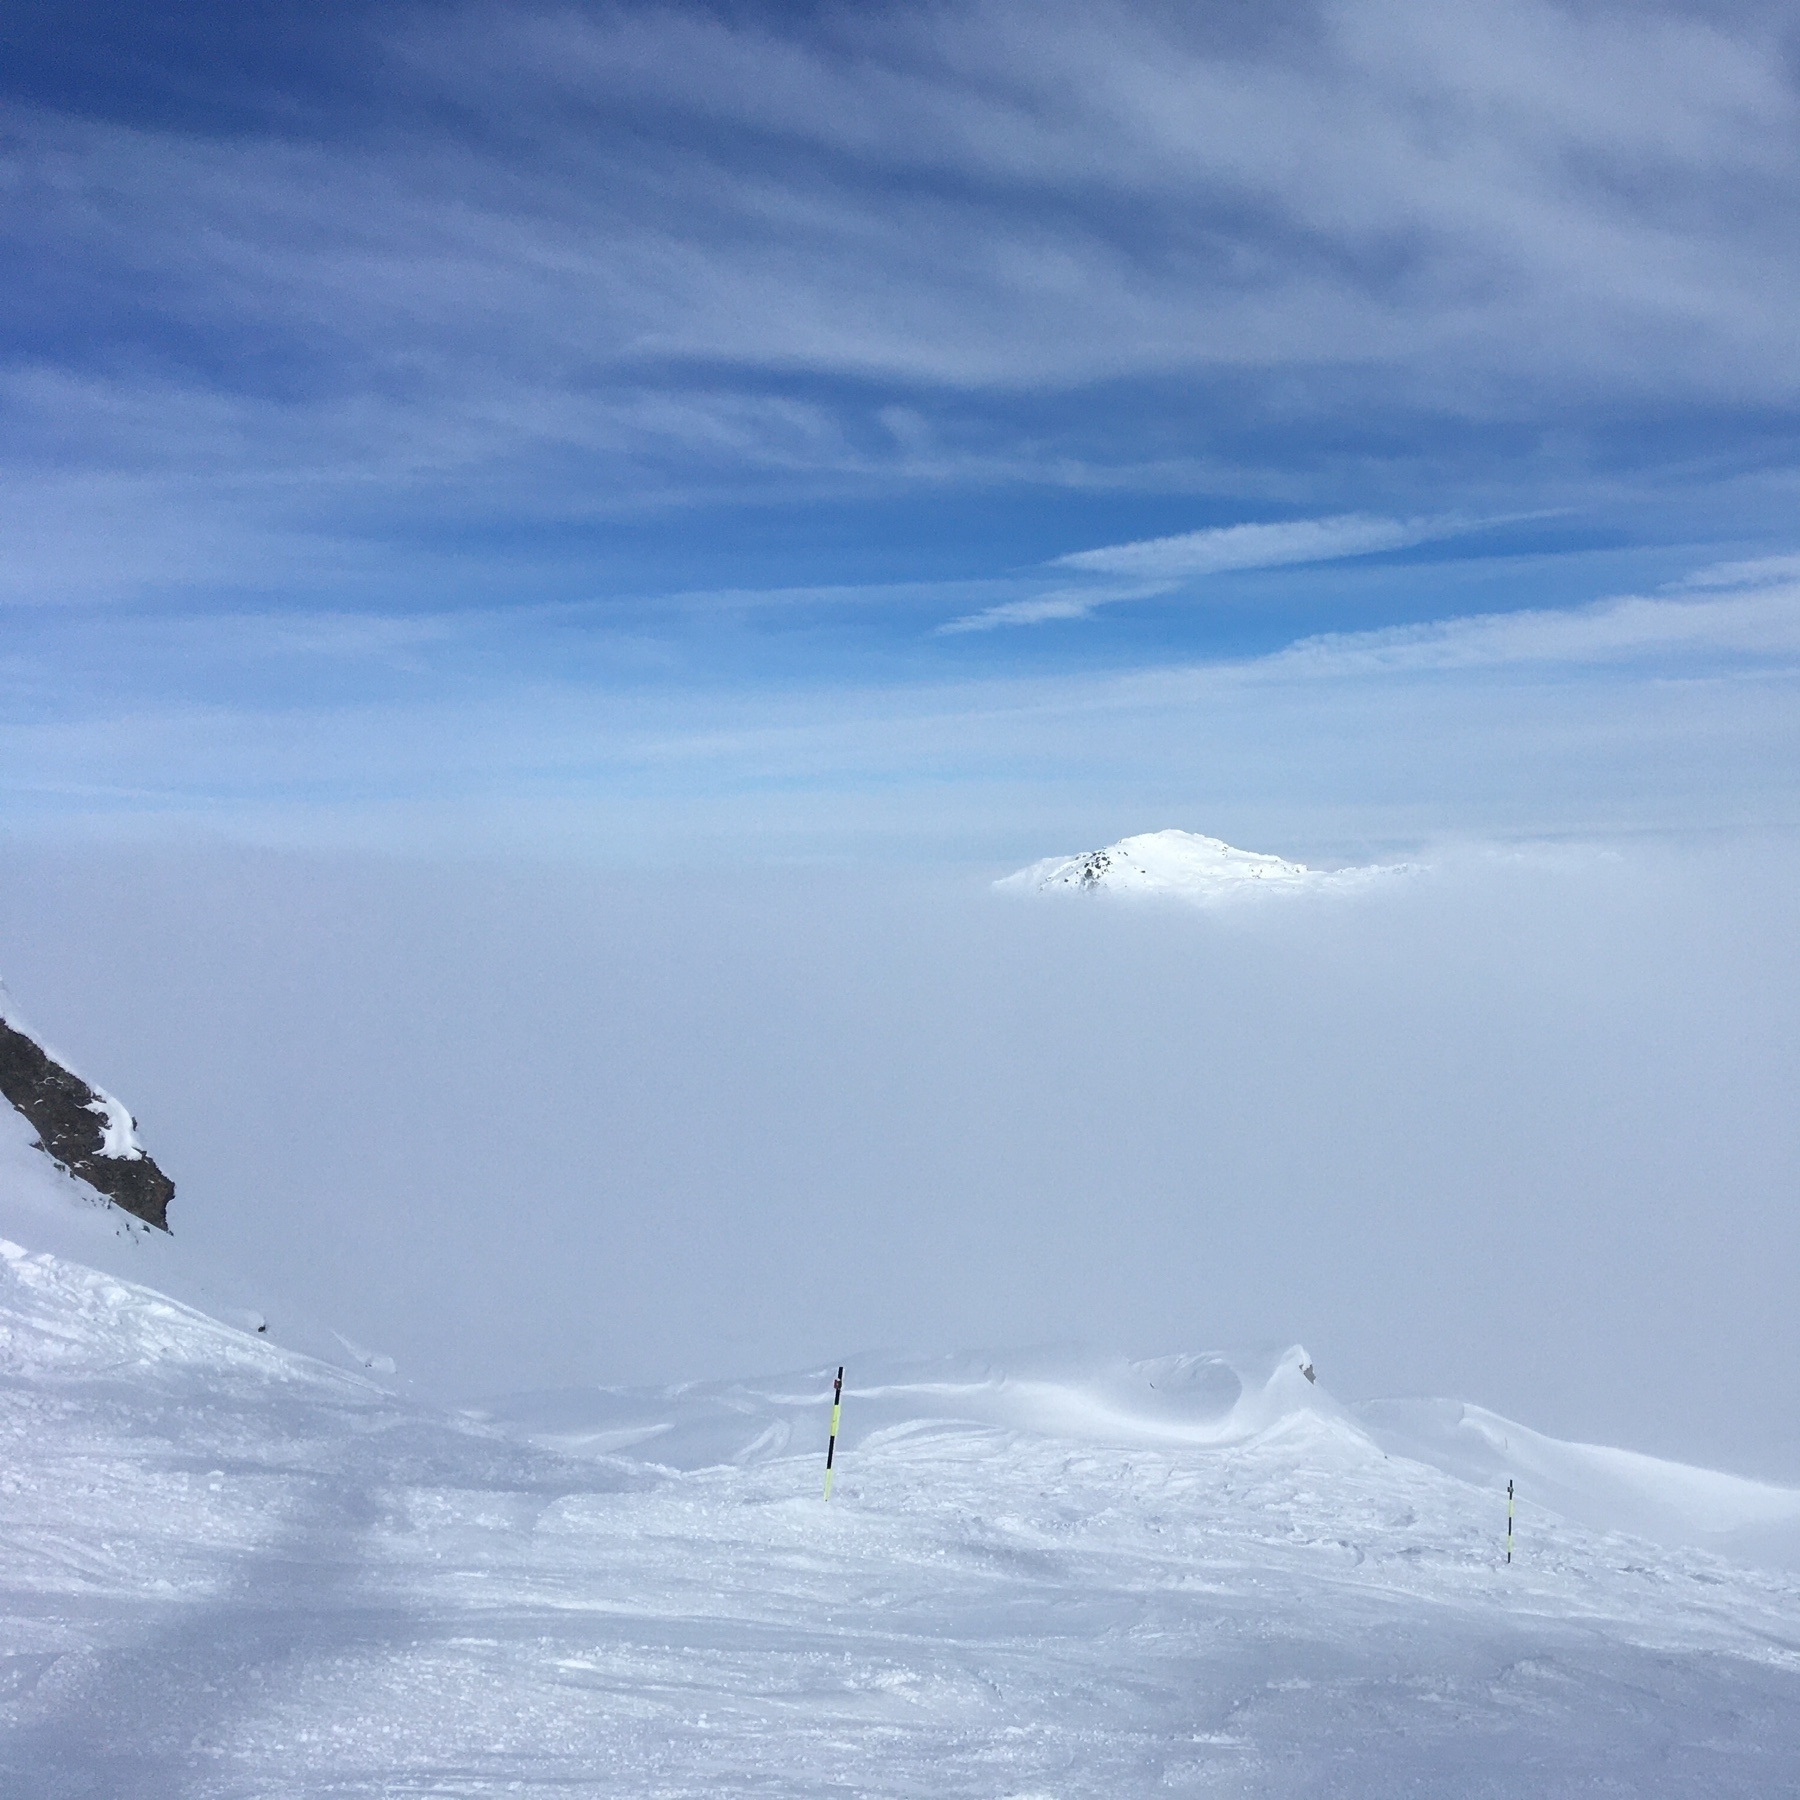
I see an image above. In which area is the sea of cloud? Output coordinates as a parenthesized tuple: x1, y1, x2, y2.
(0, 832, 1794, 1479)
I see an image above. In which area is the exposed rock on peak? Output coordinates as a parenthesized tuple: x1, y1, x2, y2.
(0, 1005, 174, 1231)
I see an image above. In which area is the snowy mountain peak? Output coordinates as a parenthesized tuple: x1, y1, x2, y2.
(997, 828, 1412, 902)
(0, 978, 175, 1231)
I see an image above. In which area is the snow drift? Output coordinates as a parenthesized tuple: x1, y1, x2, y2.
(481, 1346, 1352, 1469)
(1360, 1396, 1800, 1570)
(482, 1350, 1800, 1569)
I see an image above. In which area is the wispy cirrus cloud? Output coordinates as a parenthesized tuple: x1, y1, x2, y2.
(1260, 574, 1800, 678)
(1054, 515, 1469, 581)
(1668, 553, 1800, 592)
(3, 0, 1798, 616)
(3, 0, 1800, 856)
(939, 513, 1478, 631)
(935, 582, 1164, 634)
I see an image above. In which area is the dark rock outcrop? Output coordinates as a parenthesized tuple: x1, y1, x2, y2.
(0, 1017, 174, 1230)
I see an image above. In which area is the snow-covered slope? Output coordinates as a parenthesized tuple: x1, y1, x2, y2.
(0, 971, 412, 1381)
(0, 1074, 398, 1381)
(1360, 1396, 1800, 1569)
(998, 828, 1413, 903)
(4, 1238, 1797, 1796)
(487, 1351, 1800, 1567)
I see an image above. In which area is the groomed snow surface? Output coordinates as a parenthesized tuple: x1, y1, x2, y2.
(998, 830, 1414, 904)
(3, 1209, 1800, 1793)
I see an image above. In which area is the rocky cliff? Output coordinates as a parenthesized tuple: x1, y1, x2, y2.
(0, 1013, 175, 1231)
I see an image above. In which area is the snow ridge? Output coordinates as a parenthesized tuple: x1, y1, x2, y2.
(483, 1345, 1350, 1469)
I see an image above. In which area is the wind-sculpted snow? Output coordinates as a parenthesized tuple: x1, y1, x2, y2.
(2, 1251, 1800, 1794)
(998, 829, 1414, 904)
(482, 1346, 1354, 1468)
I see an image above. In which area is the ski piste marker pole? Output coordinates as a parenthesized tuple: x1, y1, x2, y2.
(1506, 1479, 1514, 1565)
(823, 1366, 843, 1499)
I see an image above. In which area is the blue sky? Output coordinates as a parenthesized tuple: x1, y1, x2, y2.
(4, 0, 1800, 859)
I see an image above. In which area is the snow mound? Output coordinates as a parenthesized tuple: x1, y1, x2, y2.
(488, 1350, 1800, 1569)
(997, 829, 1414, 903)
(1360, 1397, 1800, 1568)
(485, 1346, 1364, 1471)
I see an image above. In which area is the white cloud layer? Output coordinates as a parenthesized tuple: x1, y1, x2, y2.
(5, 836, 1800, 1476)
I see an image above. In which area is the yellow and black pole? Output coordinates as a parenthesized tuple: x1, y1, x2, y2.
(1506, 1479, 1514, 1565)
(824, 1365, 844, 1499)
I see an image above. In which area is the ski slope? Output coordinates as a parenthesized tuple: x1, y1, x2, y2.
(997, 830, 1413, 903)
(2, 1200, 1799, 1797)
(0, 1095, 388, 1378)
